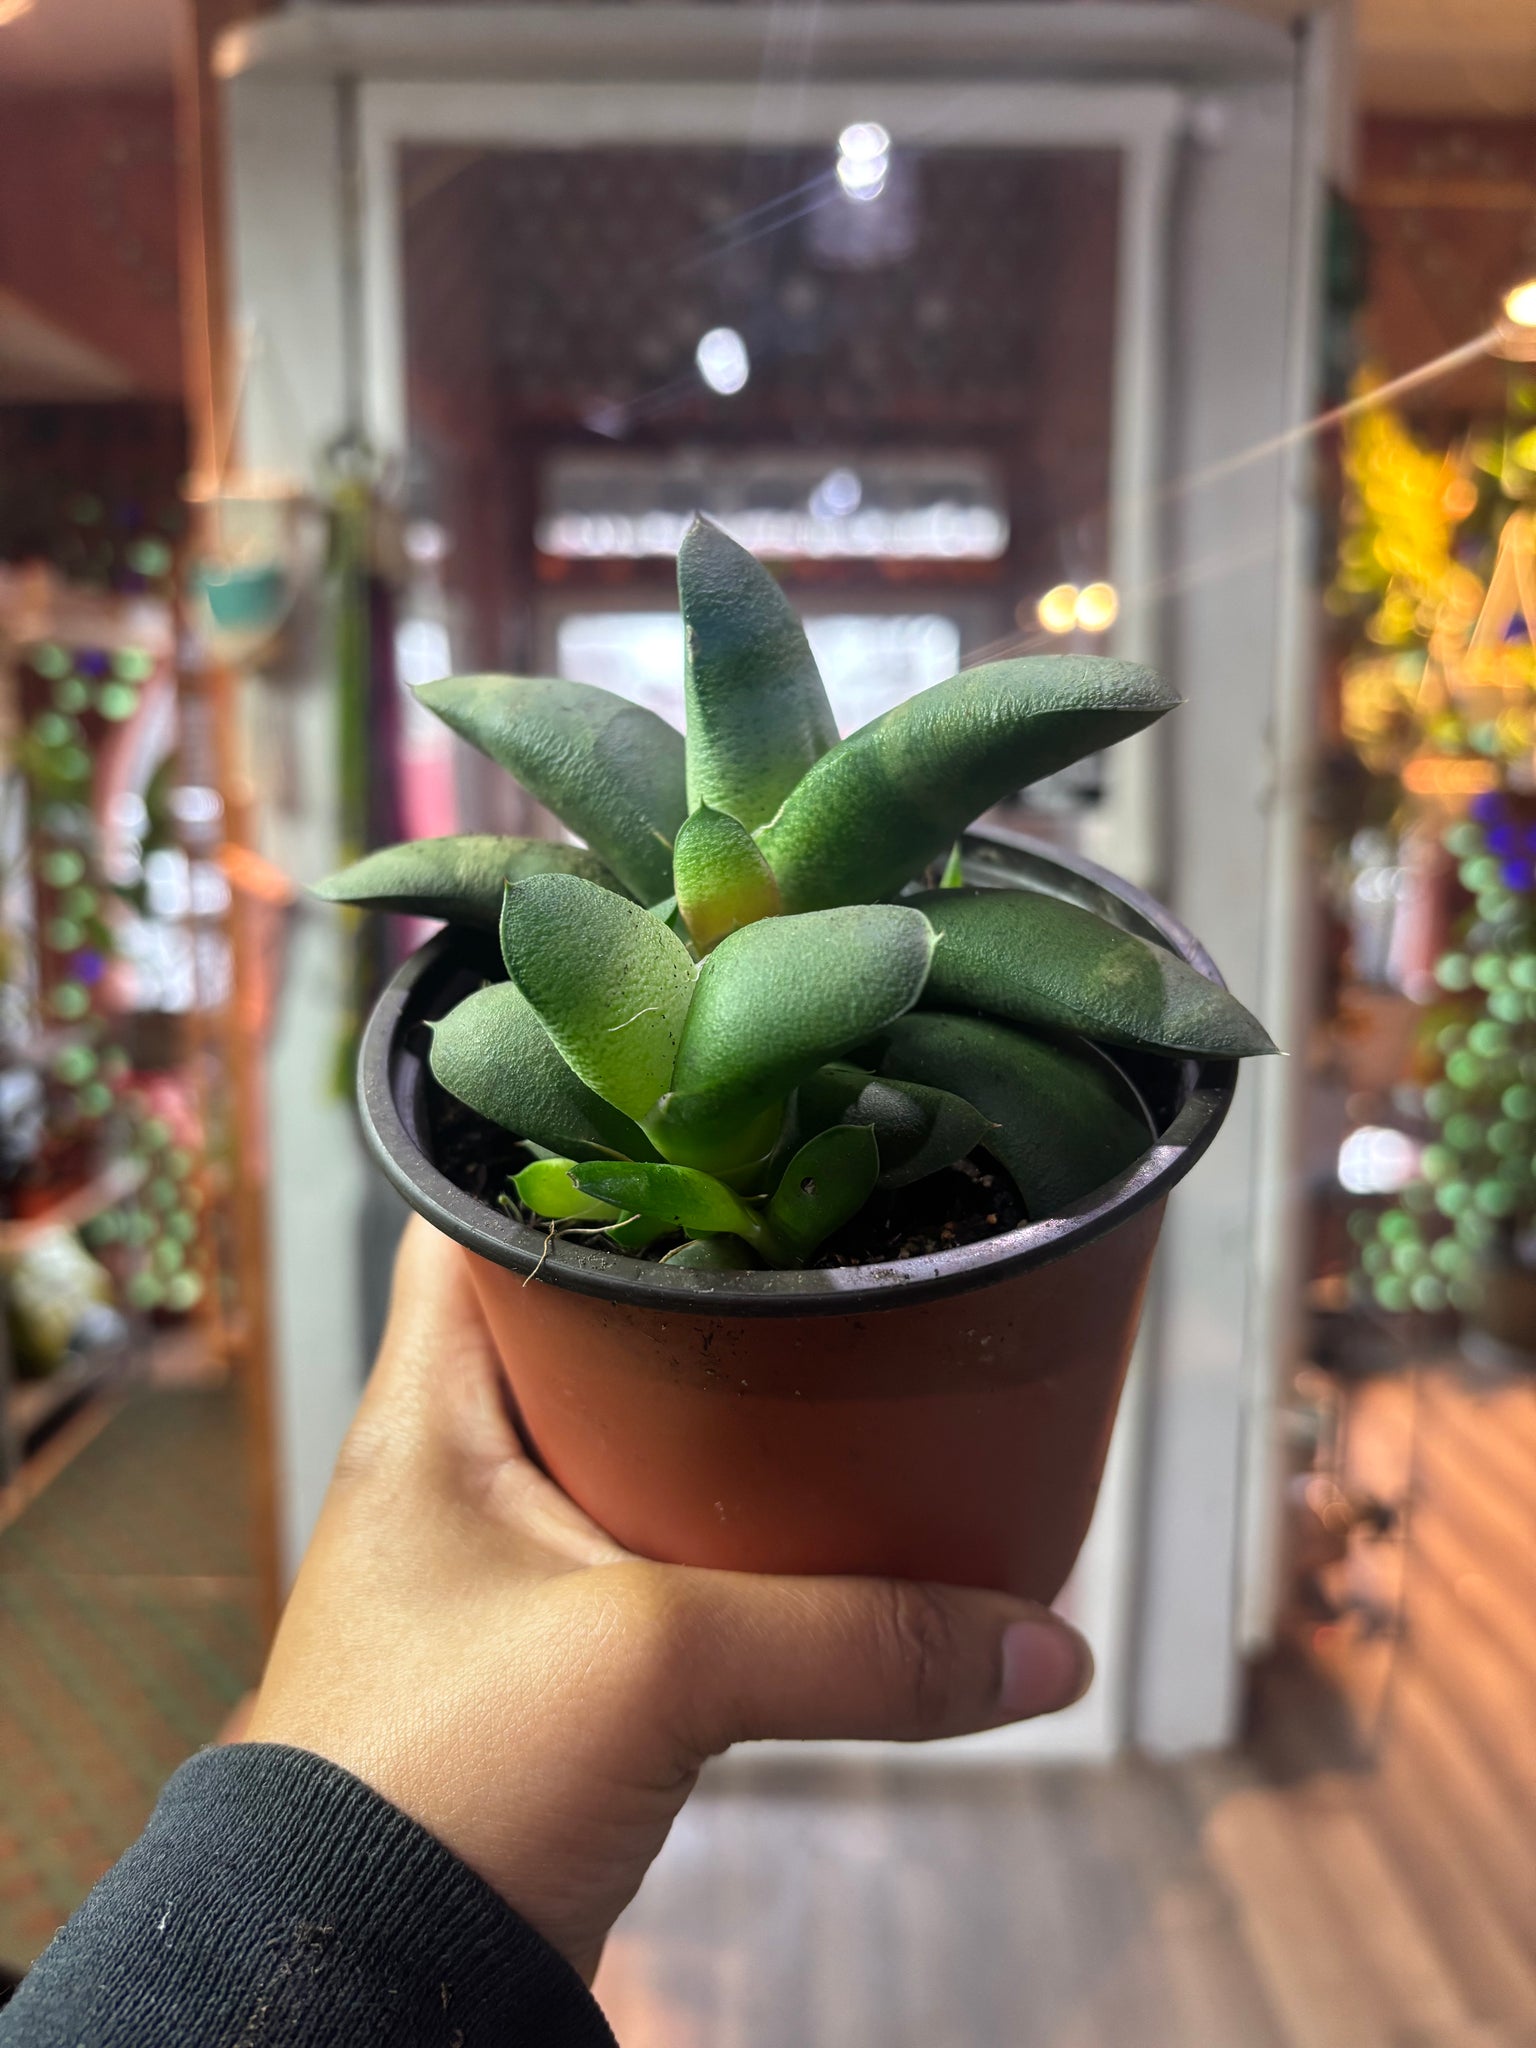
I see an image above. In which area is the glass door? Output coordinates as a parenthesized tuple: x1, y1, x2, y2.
(392, 134, 1128, 862)
(361, 80, 1181, 1759)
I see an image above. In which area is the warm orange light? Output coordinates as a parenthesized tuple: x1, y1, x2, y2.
(1442, 475, 1478, 521)
(0, 0, 37, 23)
(1075, 581, 1119, 633)
(1503, 280, 1536, 330)
(1036, 584, 1078, 635)
(219, 842, 298, 907)
(1401, 756, 1499, 796)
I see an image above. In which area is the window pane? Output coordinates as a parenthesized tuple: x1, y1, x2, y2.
(555, 611, 963, 734)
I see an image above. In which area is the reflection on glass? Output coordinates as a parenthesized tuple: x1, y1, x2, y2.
(537, 449, 1008, 562)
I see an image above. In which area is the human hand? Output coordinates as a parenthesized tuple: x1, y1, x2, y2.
(247, 1217, 1092, 1982)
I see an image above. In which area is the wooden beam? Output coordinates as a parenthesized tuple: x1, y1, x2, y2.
(175, 0, 285, 1639)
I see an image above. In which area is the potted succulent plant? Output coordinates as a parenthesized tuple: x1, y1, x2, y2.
(322, 519, 1272, 1601)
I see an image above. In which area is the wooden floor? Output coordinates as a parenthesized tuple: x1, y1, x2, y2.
(594, 1364, 1536, 2048)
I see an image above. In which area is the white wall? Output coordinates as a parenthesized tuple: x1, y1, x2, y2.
(1131, 63, 1319, 1752)
(225, 71, 370, 1579)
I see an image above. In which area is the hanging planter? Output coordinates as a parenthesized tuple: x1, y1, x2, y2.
(186, 480, 324, 667)
(324, 519, 1271, 1600)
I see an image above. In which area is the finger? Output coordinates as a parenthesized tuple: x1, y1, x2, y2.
(355, 1220, 629, 1565)
(377, 1215, 492, 1376)
(354, 1218, 516, 1456)
(648, 1569, 1093, 1753)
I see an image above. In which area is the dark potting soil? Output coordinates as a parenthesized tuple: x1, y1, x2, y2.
(809, 1153, 1025, 1267)
(421, 1045, 1026, 1269)
(427, 1082, 530, 1208)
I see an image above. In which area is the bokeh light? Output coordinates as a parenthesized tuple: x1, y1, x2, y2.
(1074, 581, 1119, 633)
(1036, 584, 1079, 635)
(695, 328, 750, 396)
(836, 122, 891, 202)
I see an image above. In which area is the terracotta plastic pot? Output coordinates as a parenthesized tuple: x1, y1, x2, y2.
(359, 830, 1238, 1602)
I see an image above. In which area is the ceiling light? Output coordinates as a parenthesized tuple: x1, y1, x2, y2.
(836, 121, 892, 204)
(837, 122, 890, 164)
(837, 158, 888, 202)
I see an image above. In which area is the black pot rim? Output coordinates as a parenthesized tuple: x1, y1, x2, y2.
(358, 826, 1239, 1320)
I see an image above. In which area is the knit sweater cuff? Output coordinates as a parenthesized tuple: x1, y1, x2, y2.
(3, 1743, 616, 2047)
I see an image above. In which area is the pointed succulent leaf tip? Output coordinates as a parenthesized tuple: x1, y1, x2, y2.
(673, 803, 782, 953)
(568, 1160, 780, 1259)
(310, 834, 628, 930)
(655, 903, 935, 1147)
(756, 657, 1180, 914)
(864, 1010, 1153, 1220)
(767, 1123, 880, 1262)
(938, 841, 967, 890)
(678, 515, 839, 831)
(914, 886, 1276, 1058)
(661, 1234, 763, 1271)
(512, 1157, 623, 1223)
(796, 1062, 992, 1189)
(498, 874, 696, 1122)
(427, 980, 660, 1162)
(414, 673, 686, 904)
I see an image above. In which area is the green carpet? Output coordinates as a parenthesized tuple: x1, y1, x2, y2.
(0, 1388, 261, 1966)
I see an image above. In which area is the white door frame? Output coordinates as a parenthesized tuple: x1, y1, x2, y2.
(221, 5, 1329, 1757)
(355, 74, 1177, 1765)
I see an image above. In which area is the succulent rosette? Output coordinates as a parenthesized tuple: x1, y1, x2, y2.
(320, 519, 1271, 1268)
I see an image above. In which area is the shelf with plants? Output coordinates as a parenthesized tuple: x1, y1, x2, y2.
(1325, 371, 1536, 1364)
(1, 1332, 136, 1475)
(0, 573, 232, 1484)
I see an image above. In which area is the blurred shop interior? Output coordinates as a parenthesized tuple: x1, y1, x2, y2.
(2, 0, 1536, 2038)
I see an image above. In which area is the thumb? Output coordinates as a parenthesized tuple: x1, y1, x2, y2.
(657, 1569, 1093, 1754)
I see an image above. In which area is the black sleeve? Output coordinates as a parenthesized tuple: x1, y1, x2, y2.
(0, 1743, 617, 2048)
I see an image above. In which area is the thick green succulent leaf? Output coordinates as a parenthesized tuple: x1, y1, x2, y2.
(428, 981, 658, 1162)
(568, 1160, 771, 1253)
(865, 1011, 1152, 1220)
(938, 841, 966, 890)
(416, 674, 686, 903)
(915, 887, 1274, 1058)
(756, 658, 1179, 913)
(512, 1157, 622, 1222)
(796, 1062, 992, 1189)
(312, 834, 625, 931)
(499, 874, 696, 1121)
(767, 1124, 880, 1261)
(655, 904, 935, 1149)
(605, 1213, 674, 1253)
(661, 1234, 761, 1271)
(678, 515, 838, 830)
(673, 804, 781, 953)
